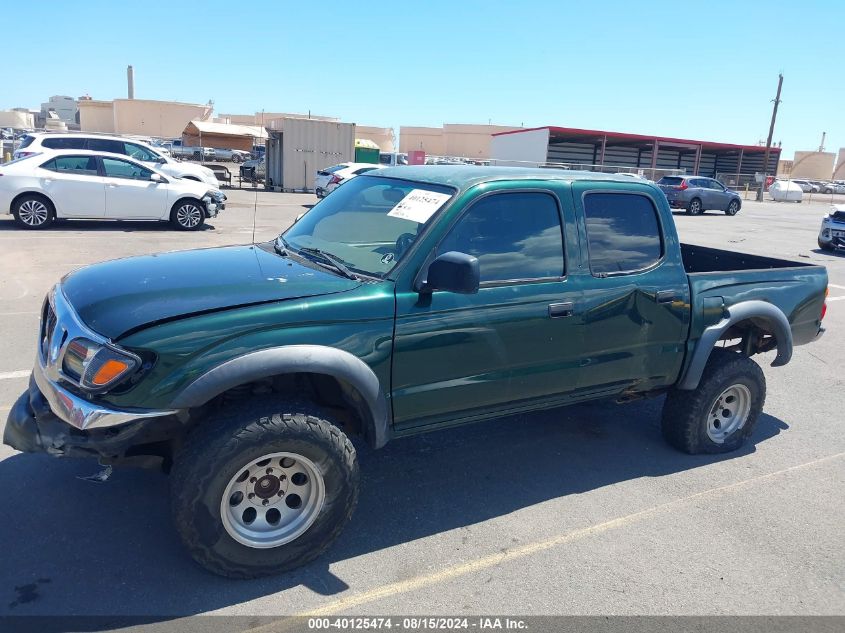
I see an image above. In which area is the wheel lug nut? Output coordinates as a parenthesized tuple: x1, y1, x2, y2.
(266, 468, 273, 474)
(248, 493, 255, 499)
(262, 499, 269, 505)
(277, 491, 284, 497)
(250, 477, 257, 483)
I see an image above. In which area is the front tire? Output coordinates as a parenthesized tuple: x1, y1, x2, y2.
(170, 199, 206, 231)
(232, 154, 243, 164)
(818, 238, 833, 251)
(661, 350, 765, 454)
(725, 199, 740, 216)
(13, 195, 54, 229)
(171, 400, 359, 578)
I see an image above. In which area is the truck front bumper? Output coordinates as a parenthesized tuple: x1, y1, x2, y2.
(4, 376, 184, 462)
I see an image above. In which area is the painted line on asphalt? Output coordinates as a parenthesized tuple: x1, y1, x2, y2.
(267, 451, 845, 619)
(828, 284, 845, 290)
(826, 296, 845, 302)
(0, 311, 40, 316)
(0, 370, 29, 380)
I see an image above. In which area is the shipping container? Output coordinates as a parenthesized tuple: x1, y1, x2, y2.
(266, 118, 355, 191)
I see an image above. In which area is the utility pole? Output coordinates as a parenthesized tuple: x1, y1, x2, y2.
(757, 73, 783, 201)
(818, 131, 826, 153)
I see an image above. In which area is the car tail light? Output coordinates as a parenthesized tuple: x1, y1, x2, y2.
(329, 175, 342, 185)
(821, 286, 828, 321)
(675, 180, 689, 191)
(16, 151, 35, 158)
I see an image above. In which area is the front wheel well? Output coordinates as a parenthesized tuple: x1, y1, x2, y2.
(194, 373, 369, 441)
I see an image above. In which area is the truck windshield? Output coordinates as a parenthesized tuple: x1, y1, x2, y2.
(282, 175, 455, 278)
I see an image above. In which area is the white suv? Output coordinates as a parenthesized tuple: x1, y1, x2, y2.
(15, 133, 220, 188)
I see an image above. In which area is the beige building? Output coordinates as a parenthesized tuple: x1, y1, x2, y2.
(79, 98, 213, 138)
(784, 151, 835, 179)
(835, 149, 845, 180)
(0, 110, 35, 129)
(183, 121, 268, 152)
(400, 123, 523, 159)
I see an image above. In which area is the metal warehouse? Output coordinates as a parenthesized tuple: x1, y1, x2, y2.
(490, 126, 780, 187)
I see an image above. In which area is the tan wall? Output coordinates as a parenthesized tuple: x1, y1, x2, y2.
(399, 126, 445, 155)
(400, 124, 523, 158)
(219, 112, 339, 126)
(0, 110, 35, 128)
(356, 125, 395, 152)
(789, 151, 835, 179)
(78, 100, 116, 133)
(112, 99, 210, 138)
(834, 149, 845, 180)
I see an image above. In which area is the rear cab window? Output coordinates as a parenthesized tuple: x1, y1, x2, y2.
(583, 192, 663, 275)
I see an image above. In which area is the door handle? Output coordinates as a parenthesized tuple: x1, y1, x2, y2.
(655, 290, 677, 304)
(548, 302, 575, 318)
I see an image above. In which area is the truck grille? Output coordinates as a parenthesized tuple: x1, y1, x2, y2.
(40, 299, 59, 363)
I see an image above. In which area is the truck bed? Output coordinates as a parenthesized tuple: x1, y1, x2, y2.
(680, 243, 815, 273)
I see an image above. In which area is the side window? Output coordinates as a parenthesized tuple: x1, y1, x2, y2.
(42, 137, 86, 150)
(41, 155, 98, 176)
(438, 192, 564, 283)
(124, 143, 158, 162)
(709, 179, 725, 191)
(88, 138, 124, 154)
(101, 157, 153, 180)
(583, 192, 663, 275)
(354, 167, 379, 175)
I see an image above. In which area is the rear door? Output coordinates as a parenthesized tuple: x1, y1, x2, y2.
(101, 156, 170, 219)
(570, 184, 691, 397)
(39, 154, 105, 217)
(392, 186, 582, 431)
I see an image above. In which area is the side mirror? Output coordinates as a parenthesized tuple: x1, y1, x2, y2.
(150, 173, 165, 183)
(419, 251, 479, 295)
(157, 156, 167, 164)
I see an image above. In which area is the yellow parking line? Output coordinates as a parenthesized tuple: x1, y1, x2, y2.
(278, 451, 844, 619)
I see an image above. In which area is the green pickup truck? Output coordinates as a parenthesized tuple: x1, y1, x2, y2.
(5, 166, 828, 578)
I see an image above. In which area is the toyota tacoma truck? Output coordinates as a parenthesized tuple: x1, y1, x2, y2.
(4, 167, 828, 578)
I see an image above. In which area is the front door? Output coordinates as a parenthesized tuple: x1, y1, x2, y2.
(570, 184, 691, 397)
(101, 156, 170, 220)
(392, 189, 582, 432)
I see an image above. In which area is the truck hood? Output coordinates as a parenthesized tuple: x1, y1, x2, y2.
(60, 244, 361, 339)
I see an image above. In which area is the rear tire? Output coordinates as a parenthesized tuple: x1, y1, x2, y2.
(232, 154, 243, 164)
(170, 199, 206, 231)
(661, 349, 765, 454)
(687, 198, 703, 215)
(170, 400, 359, 578)
(12, 194, 54, 229)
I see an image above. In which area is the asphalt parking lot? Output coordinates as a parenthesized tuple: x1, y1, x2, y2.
(0, 190, 843, 619)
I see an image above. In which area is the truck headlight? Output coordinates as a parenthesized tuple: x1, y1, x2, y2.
(63, 338, 140, 390)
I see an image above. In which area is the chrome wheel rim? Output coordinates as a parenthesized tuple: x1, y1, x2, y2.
(729, 202, 738, 214)
(706, 384, 751, 443)
(691, 200, 701, 213)
(19, 200, 49, 226)
(220, 451, 326, 549)
(176, 203, 202, 228)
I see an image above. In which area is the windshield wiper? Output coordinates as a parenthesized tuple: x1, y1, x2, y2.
(297, 247, 360, 281)
(273, 235, 290, 256)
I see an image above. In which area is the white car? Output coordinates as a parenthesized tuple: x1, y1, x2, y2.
(314, 162, 384, 198)
(0, 150, 225, 230)
(14, 133, 220, 188)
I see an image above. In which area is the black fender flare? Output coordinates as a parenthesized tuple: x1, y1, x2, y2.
(678, 300, 792, 390)
(169, 345, 391, 448)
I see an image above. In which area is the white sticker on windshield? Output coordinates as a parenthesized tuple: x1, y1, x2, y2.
(387, 189, 451, 224)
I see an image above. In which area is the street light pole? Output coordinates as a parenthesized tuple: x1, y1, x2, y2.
(757, 73, 783, 201)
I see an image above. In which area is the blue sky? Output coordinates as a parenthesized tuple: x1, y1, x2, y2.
(1, 0, 842, 157)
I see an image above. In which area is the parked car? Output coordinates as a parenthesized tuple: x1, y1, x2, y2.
(164, 139, 214, 161)
(212, 148, 251, 163)
(239, 156, 265, 182)
(657, 176, 742, 215)
(822, 182, 845, 194)
(379, 152, 409, 166)
(4, 167, 827, 578)
(314, 162, 383, 198)
(251, 145, 266, 160)
(0, 150, 225, 230)
(15, 133, 220, 187)
(818, 204, 845, 250)
(791, 179, 820, 193)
